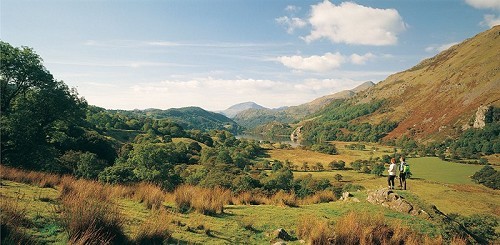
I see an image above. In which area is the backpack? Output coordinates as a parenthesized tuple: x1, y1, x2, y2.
(403, 165, 411, 178)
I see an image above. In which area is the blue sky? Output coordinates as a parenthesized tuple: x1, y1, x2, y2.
(1, 0, 499, 111)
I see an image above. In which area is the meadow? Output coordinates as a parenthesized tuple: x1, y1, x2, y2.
(1, 144, 498, 244)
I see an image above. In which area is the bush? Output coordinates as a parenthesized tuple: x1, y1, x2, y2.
(471, 165, 499, 189)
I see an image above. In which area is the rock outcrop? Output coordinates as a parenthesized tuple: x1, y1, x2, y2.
(473, 105, 491, 129)
(367, 189, 430, 219)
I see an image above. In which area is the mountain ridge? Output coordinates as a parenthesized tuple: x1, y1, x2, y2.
(306, 25, 500, 142)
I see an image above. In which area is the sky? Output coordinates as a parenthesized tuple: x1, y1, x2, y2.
(1, 0, 499, 111)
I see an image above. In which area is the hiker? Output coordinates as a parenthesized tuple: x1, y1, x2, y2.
(399, 157, 407, 190)
(388, 158, 397, 189)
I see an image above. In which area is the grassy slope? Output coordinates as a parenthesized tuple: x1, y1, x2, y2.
(267, 147, 499, 217)
(0, 180, 440, 244)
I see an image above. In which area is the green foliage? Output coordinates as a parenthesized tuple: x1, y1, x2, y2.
(0, 42, 90, 171)
(293, 174, 332, 198)
(310, 142, 338, 155)
(471, 165, 499, 189)
(371, 163, 385, 176)
(262, 168, 294, 193)
(449, 121, 500, 159)
(329, 160, 346, 170)
(451, 214, 499, 243)
(300, 100, 398, 145)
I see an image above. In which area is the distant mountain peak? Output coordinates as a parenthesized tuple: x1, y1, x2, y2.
(220, 101, 267, 118)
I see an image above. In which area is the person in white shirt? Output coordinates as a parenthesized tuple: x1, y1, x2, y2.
(388, 158, 397, 189)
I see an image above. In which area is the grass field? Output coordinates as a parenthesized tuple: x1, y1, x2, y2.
(0, 180, 441, 244)
(406, 157, 484, 185)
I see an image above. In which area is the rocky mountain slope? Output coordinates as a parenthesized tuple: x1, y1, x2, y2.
(234, 81, 374, 129)
(352, 25, 500, 141)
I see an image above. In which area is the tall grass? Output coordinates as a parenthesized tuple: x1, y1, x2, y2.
(0, 165, 61, 188)
(132, 183, 166, 210)
(296, 215, 334, 244)
(134, 210, 172, 244)
(0, 198, 36, 244)
(270, 190, 298, 207)
(297, 212, 466, 245)
(173, 185, 231, 215)
(58, 178, 128, 244)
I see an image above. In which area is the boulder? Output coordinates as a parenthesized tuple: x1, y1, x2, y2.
(271, 228, 292, 242)
(367, 188, 423, 216)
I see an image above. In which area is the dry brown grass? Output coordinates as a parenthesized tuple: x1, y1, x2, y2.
(173, 185, 231, 215)
(232, 191, 269, 205)
(270, 190, 298, 207)
(0, 165, 61, 188)
(297, 212, 461, 245)
(134, 210, 172, 244)
(296, 215, 334, 245)
(133, 182, 166, 210)
(58, 178, 128, 244)
(0, 198, 36, 244)
(299, 190, 336, 205)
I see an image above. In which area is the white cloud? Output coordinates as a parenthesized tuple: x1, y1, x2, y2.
(276, 16, 307, 34)
(277, 52, 346, 72)
(465, 0, 500, 27)
(277, 52, 376, 72)
(481, 14, 500, 27)
(350, 53, 376, 65)
(465, 0, 500, 10)
(285, 5, 301, 13)
(425, 42, 460, 53)
(82, 76, 368, 111)
(303, 1, 406, 46)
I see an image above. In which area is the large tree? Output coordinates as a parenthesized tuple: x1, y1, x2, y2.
(1, 41, 89, 170)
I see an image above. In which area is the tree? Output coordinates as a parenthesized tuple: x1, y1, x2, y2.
(1, 42, 88, 170)
(371, 163, 385, 176)
(1, 41, 54, 112)
(334, 174, 343, 182)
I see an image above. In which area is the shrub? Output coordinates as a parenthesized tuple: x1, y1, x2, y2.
(471, 165, 499, 189)
(270, 190, 298, 207)
(296, 215, 333, 245)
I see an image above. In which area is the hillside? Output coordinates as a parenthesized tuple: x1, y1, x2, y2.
(219, 101, 267, 118)
(234, 81, 374, 129)
(299, 26, 500, 144)
(140, 106, 242, 133)
(354, 25, 500, 141)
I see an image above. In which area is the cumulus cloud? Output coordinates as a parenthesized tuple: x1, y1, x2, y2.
(481, 14, 500, 27)
(277, 52, 346, 72)
(277, 52, 376, 72)
(465, 0, 500, 27)
(465, 0, 500, 10)
(119, 77, 367, 110)
(350, 53, 376, 65)
(276, 16, 307, 34)
(425, 42, 460, 53)
(285, 5, 301, 13)
(303, 1, 406, 45)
